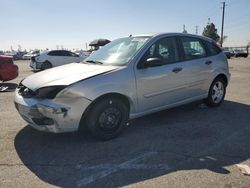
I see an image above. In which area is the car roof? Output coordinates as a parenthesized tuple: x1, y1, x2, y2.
(132, 32, 214, 42)
(49, 50, 71, 52)
(0, 55, 13, 59)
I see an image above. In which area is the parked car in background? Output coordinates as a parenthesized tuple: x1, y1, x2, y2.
(4, 51, 17, 58)
(223, 50, 232, 59)
(74, 50, 91, 57)
(14, 33, 230, 140)
(30, 50, 88, 70)
(14, 51, 27, 60)
(23, 50, 40, 60)
(6, 51, 27, 60)
(234, 50, 248, 58)
(0, 55, 18, 82)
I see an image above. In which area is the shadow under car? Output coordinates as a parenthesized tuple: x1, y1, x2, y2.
(14, 100, 250, 187)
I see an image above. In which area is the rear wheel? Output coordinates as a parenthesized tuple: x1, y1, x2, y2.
(204, 77, 226, 107)
(86, 98, 129, 140)
(41, 61, 52, 70)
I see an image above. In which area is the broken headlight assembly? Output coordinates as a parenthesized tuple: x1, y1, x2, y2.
(35, 86, 67, 99)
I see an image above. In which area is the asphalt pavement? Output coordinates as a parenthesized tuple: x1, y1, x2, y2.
(0, 58, 250, 188)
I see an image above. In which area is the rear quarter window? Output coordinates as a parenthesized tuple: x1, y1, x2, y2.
(205, 41, 222, 56)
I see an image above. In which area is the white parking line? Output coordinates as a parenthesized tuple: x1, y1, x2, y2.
(76, 152, 170, 187)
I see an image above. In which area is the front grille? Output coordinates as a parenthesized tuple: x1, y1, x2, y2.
(32, 117, 54, 125)
(17, 83, 36, 98)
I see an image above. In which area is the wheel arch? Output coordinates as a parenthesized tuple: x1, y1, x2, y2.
(44, 60, 52, 65)
(78, 92, 132, 131)
(40, 60, 52, 70)
(204, 73, 228, 107)
(214, 73, 228, 86)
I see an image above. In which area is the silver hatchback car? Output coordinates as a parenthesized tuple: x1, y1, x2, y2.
(14, 33, 230, 140)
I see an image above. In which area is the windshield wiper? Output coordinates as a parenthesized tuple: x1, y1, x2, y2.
(85, 60, 103, 64)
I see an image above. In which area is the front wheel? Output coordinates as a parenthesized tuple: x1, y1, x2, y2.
(41, 61, 52, 70)
(204, 77, 226, 107)
(86, 98, 129, 140)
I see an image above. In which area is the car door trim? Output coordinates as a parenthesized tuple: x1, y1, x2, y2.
(143, 84, 188, 98)
(131, 93, 208, 119)
(143, 78, 207, 98)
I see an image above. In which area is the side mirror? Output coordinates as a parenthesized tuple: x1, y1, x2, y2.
(145, 57, 163, 67)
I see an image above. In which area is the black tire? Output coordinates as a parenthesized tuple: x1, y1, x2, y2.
(41, 61, 52, 70)
(204, 77, 226, 107)
(86, 98, 129, 140)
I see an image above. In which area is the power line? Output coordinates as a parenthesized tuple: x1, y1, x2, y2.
(225, 18, 250, 28)
(191, 4, 220, 25)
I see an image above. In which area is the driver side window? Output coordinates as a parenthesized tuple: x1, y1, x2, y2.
(140, 37, 179, 68)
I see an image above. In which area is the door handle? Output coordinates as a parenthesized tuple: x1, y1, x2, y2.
(172, 67, 183, 73)
(205, 61, 213, 65)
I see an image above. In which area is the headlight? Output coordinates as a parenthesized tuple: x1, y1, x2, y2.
(35, 86, 67, 99)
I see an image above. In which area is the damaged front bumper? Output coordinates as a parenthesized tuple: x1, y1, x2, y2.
(30, 60, 43, 70)
(14, 90, 91, 133)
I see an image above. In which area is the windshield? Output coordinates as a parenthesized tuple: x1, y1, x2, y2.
(84, 37, 150, 66)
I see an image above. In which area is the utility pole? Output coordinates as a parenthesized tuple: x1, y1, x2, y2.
(207, 18, 211, 25)
(220, 2, 226, 47)
(195, 25, 198, 35)
(182, 24, 187, 33)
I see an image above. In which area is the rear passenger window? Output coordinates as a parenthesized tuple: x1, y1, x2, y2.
(180, 37, 207, 60)
(61, 51, 71, 56)
(56, 51, 65, 56)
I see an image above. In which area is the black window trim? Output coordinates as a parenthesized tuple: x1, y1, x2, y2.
(48, 50, 65, 56)
(48, 50, 80, 57)
(137, 36, 183, 69)
(62, 50, 70, 56)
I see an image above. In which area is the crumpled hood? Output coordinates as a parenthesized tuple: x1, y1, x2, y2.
(22, 63, 118, 91)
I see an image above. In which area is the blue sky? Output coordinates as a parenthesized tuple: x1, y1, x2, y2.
(1, 0, 250, 50)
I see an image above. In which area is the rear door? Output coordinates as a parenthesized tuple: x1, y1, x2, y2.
(178, 36, 213, 97)
(58, 51, 80, 65)
(67, 51, 81, 63)
(47, 50, 67, 66)
(59, 51, 74, 65)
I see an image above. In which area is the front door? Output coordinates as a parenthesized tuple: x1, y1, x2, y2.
(135, 37, 192, 113)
